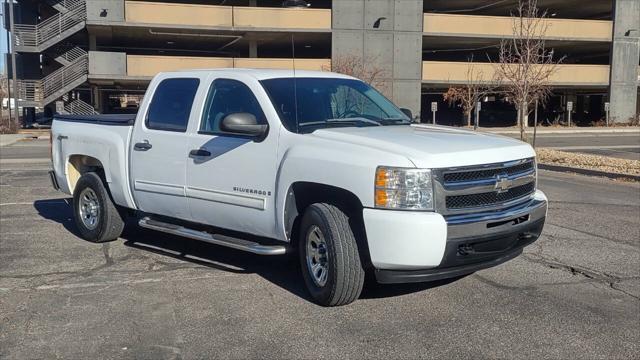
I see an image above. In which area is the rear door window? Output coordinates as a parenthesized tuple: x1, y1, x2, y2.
(146, 78, 200, 132)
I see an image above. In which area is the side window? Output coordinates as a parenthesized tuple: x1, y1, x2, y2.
(200, 79, 266, 134)
(146, 78, 200, 132)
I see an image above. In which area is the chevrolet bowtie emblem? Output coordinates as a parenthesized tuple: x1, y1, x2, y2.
(494, 174, 513, 193)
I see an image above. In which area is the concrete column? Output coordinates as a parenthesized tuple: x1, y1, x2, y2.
(566, 93, 578, 125)
(332, 0, 423, 119)
(609, 0, 640, 123)
(89, 34, 97, 51)
(91, 85, 103, 113)
(249, 40, 258, 58)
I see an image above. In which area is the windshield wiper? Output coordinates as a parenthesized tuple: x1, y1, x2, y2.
(298, 117, 382, 127)
(379, 117, 412, 125)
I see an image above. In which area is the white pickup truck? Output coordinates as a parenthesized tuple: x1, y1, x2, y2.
(50, 69, 547, 306)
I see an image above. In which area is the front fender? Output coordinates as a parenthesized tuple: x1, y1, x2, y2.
(274, 140, 414, 241)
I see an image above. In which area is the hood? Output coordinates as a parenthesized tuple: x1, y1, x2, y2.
(310, 124, 536, 169)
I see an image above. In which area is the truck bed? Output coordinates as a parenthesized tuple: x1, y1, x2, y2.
(51, 113, 137, 210)
(54, 114, 136, 126)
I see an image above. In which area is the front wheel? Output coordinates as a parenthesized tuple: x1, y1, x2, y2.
(299, 203, 365, 306)
(73, 172, 125, 243)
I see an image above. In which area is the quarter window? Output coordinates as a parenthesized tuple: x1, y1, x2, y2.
(200, 79, 266, 134)
(146, 78, 200, 132)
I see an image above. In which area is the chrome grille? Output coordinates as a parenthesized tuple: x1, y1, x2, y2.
(443, 161, 534, 183)
(433, 158, 536, 215)
(446, 182, 535, 209)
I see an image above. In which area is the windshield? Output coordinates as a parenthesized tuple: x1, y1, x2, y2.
(260, 77, 411, 133)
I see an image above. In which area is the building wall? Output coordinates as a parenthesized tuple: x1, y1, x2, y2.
(332, 0, 423, 118)
(123, 1, 331, 29)
(125, 55, 329, 77)
(421, 62, 616, 87)
(86, 0, 125, 22)
(11, 0, 638, 123)
(609, 0, 640, 123)
(423, 13, 613, 41)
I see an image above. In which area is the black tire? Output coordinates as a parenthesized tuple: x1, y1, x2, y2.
(73, 172, 125, 243)
(299, 203, 365, 306)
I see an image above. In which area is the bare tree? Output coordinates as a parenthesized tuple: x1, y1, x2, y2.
(494, 0, 565, 140)
(0, 76, 7, 98)
(443, 58, 492, 127)
(324, 54, 391, 119)
(325, 54, 387, 90)
(0, 76, 8, 129)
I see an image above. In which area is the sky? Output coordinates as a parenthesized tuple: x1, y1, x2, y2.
(1, 8, 7, 75)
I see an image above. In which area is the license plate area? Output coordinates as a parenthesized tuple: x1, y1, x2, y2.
(486, 214, 529, 229)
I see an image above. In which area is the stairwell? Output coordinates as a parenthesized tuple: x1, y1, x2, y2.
(52, 45, 88, 66)
(13, 1, 87, 53)
(16, 52, 89, 108)
(62, 99, 98, 115)
(13, 0, 93, 112)
(47, 0, 85, 14)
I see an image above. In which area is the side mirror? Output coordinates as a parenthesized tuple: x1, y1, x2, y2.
(220, 113, 268, 138)
(400, 108, 413, 119)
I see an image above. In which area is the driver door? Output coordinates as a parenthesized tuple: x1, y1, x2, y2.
(185, 77, 279, 238)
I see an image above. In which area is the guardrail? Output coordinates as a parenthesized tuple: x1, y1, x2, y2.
(65, 99, 97, 115)
(42, 56, 89, 101)
(17, 55, 89, 106)
(16, 80, 42, 103)
(13, 1, 86, 49)
(57, 46, 88, 64)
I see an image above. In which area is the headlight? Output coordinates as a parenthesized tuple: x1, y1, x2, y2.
(374, 167, 434, 210)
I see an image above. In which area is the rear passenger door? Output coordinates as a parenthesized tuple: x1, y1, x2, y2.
(130, 75, 204, 220)
(185, 77, 279, 238)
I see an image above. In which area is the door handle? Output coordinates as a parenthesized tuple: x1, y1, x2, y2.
(189, 149, 211, 157)
(134, 141, 152, 151)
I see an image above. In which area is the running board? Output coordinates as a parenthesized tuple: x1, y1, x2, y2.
(138, 217, 287, 255)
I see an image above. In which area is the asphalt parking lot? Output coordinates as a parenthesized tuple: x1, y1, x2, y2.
(502, 133, 640, 160)
(1, 139, 639, 359)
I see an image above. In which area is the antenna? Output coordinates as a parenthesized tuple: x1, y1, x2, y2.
(291, 34, 299, 133)
(282, 1, 307, 133)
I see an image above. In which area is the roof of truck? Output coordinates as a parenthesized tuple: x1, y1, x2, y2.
(172, 68, 356, 81)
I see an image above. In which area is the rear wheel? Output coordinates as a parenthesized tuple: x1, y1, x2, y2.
(299, 203, 365, 306)
(73, 172, 125, 242)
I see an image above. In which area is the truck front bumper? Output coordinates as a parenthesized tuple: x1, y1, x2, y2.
(363, 190, 547, 284)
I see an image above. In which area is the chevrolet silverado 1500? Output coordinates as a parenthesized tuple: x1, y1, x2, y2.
(50, 69, 547, 306)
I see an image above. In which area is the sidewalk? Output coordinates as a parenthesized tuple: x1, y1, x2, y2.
(0, 134, 29, 147)
(0, 129, 51, 147)
(536, 147, 639, 181)
(477, 126, 640, 135)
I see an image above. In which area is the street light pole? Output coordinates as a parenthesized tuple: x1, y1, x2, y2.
(533, 99, 538, 148)
(474, 101, 480, 130)
(8, 0, 20, 126)
(2, 0, 11, 122)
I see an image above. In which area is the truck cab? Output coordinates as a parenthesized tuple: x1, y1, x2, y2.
(50, 69, 547, 306)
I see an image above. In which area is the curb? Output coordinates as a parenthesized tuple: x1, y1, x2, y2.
(539, 163, 640, 181)
(0, 134, 50, 147)
(0, 134, 28, 147)
(478, 128, 640, 135)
